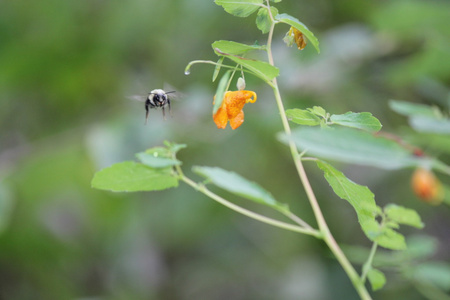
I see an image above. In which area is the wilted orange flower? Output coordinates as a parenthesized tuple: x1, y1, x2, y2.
(213, 90, 257, 129)
(285, 27, 307, 50)
(411, 168, 443, 205)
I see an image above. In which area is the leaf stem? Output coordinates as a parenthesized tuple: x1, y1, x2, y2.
(361, 242, 379, 283)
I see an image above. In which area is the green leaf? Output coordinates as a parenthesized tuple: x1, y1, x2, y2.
(384, 204, 424, 229)
(136, 152, 181, 168)
(91, 161, 178, 192)
(308, 106, 327, 118)
(213, 44, 279, 82)
(409, 116, 450, 134)
(279, 127, 431, 170)
(193, 166, 289, 212)
(256, 7, 278, 34)
(214, 71, 231, 114)
(212, 40, 265, 56)
(163, 141, 187, 154)
(212, 57, 225, 82)
(375, 227, 406, 250)
(144, 146, 171, 157)
(367, 268, 386, 291)
(138, 141, 186, 158)
(286, 108, 321, 126)
(389, 100, 450, 134)
(216, 54, 279, 82)
(389, 100, 437, 117)
(316, 161, 380, 237)
(228, 56, 279, 82)
(411, 262, 450, 291)
(385, 221, 400, 229)
(316, 161, 408, 250)
(215, 0, 263, 17)
(275, 13, 320, 53)
(330, 112, 382, 132)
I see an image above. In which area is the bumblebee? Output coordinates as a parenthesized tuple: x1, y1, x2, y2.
(144, 89, 176, 124)
(130, 89, 176, 124)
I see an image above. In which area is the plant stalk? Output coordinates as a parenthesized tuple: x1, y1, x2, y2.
(265, 5, 372, 299)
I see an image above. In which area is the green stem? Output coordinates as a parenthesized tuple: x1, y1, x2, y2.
(362, 242, 378, 283)
(265, 5, 372, 299)
(284, 211, 315, 231)
(180, 175, 321, 237)
(172, 158, 319, 237)
(185, 60, 243, 74)
(225, 65, 239, 91)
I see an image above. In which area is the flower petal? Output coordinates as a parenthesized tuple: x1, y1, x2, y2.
(213, 106, 229, 129)
(225, 91, 247, 119)
(229, 110, 245, 130)
(212, 90, 257, 129)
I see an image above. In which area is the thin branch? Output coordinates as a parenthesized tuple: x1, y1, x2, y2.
(180, 175, 321, 237)
(284, 211, 316, 231)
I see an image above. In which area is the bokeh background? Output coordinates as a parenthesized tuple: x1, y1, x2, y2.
(1, 0, 449, 299)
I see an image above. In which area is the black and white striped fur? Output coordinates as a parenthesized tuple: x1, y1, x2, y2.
(128, 89, 176, 124)
(145, 89, 175, 124)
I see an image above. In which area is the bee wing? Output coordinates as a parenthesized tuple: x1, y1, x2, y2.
(127, 94, 150, 124)
(163, 83, 185, 101)
(127, 95, 147, 102)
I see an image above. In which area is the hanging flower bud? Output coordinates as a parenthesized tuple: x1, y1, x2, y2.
(283, 26, 307, 50)
(411, 168, 443, 205)
(237, 77, 246, 91)
(213, 90, 257, 130)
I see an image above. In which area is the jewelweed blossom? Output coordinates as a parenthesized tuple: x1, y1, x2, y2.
(213, 90, 257, 129)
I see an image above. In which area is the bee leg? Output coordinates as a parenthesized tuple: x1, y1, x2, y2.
(162, 106, 166, 120)
(168, 98, 172, 117)
(145, 100, 150, 125)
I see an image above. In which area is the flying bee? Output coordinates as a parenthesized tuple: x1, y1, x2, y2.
(129, 89, 176, 124)
(144, 89, 176, 124)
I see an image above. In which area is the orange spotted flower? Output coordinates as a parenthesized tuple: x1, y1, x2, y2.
(213, 90, 257, 129)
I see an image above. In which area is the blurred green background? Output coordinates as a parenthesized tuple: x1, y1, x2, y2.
(1, 0, 449, 299)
